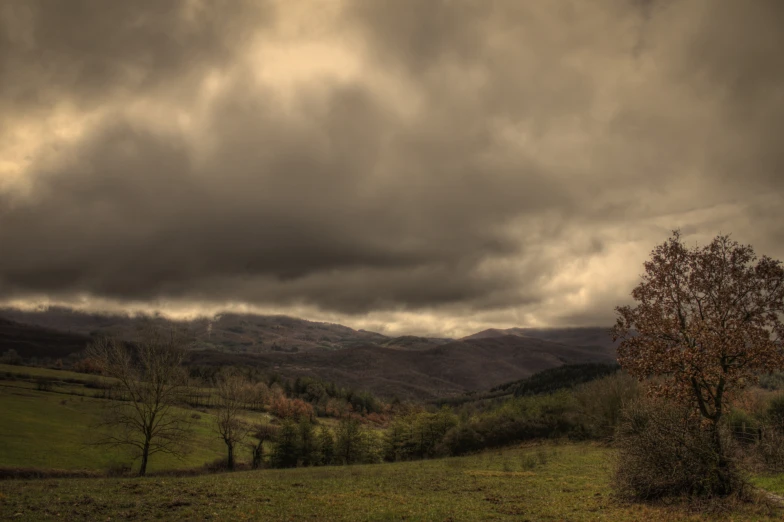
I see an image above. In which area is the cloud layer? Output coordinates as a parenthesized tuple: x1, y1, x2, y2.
(1, 0, 782, 337)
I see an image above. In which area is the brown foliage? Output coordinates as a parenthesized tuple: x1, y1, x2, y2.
(72, 357, 103, 374)
(613, 231, 784, 496)
(613, 231, 784, 423)
(269, 396, 314, 421)
(614, 397, 745, 500)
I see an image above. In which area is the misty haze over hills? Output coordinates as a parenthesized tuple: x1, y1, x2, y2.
(0, 307, 617, 399)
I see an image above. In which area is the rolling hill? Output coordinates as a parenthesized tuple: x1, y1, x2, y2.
(0, 307, 618, 399)
(0, 317, 91, 360)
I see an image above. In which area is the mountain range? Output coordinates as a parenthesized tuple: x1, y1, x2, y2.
(0, 307, 618, 399)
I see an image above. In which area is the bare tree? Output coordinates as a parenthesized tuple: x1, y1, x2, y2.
(87, 326, 193, 476)
(214, 372, 252, 470)
(250, 422, 279, 469)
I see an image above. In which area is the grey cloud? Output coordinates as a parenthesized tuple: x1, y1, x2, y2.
(0, 71, 566, 311)
(1, 0, 784, 329)
(0, 0, 273, 119)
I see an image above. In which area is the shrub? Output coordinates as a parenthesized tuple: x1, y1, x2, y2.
(105, 462, 131, 477)
(0, 349, 23, 365)
(613, 398, 745, 500)
(575, 372, 639, 440)
(35, 378, 53, 392)
(726, 409, 759, 446)
(441, 425, 485, 456)
(767, 394, 784, 426)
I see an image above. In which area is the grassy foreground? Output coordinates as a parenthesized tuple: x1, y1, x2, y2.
(1, 443, 781, 521)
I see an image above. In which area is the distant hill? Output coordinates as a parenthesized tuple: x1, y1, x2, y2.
(461, 326, 617, 351)
(0, 307, 390, 354)
(378, 335, 452, 351)
(0, 317, 91, 360)
(187, 334, 617, 400)
(0, 307, 618, 399)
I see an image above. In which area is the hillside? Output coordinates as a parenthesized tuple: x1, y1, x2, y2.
(0, 317, 91, 360)
(0, 308, 618, 399)
(0, 308, 391, 353)
(462, 326, 617, 351)
(187, 334, 617, 399)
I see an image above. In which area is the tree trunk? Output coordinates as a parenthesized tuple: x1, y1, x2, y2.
(252, 441, 264, 469)
(227, 442, 234, 471)
(139, 440, 150, 476)
(709, 419, 732, 495)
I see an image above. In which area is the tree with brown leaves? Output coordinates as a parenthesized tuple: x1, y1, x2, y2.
(613, 231, 784, 492)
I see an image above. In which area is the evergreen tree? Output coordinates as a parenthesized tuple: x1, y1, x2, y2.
(316, 426, 334, 465)
(271, 419, 300, 468)
(298, 419, 316, 466)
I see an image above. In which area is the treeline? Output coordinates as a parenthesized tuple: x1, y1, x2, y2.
(434, 362, 621, 409)
(265, 417, 382, 468)
(186, 366, 388, 422)
(492, 363, 620, 397)
(256, 370, 640, 470)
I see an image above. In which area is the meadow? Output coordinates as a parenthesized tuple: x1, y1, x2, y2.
(2, 442, 783, 521)
(3, 364, 784, 520)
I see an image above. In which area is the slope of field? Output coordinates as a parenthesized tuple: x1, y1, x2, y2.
(188, 335, 618, 399)
(1, 442, 779, 521)
(0, 386, 227, 472)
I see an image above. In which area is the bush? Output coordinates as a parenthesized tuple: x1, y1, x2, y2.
(105, 462, 131, 477)
(614, 398, 745, 500)
(35, 378, 53, 392)
(726, 409, 759, 446)
(441, 425, 485, 456)
(766, 394, 784, 426)
(743, 394, 784, 473)
(575, 372, 639, 440)
(0, 349, 23, 365)
(203, 457, 230, 473)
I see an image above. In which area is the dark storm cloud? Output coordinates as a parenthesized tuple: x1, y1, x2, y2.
(1, 0, 783, 331)
(0, 71, 561, 311)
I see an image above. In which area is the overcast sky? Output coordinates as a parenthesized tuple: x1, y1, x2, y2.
(0, 0, 782, 338)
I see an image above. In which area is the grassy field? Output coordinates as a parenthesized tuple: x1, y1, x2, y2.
(0, 385, 232, 473)
(0, 363, 98, 382)
(2, 366, 784, 520)
(1, 443, 781, 521)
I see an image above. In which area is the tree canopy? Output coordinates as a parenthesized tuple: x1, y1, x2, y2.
(613, 231, 784, 423)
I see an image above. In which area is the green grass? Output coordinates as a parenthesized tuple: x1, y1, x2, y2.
(1, 443, 780, 521)
(0, 386, 228, 473)
(1, 367, 783, 519)
(752, 474, 784, 497)
(0, 363, 98, 382)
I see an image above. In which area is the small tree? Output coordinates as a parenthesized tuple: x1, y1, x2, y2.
(250, 423, 278, 469)
(334, 417, 362, 465)
(298, 419, 317, 466)
(214, 372, 251, 471)
(87, 327, 193, 476)
(271, 419, 300, 468)
(316, 425, 334, 465)
(613, 231, 784, 494)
